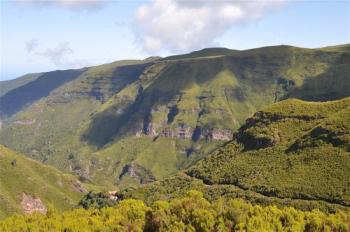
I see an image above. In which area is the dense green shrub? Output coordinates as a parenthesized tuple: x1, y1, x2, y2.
(1, 191, 349, 232)
(78, 191, 117, 209)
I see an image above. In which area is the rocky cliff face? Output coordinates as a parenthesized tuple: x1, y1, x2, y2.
(203, 128, 233, 140)
(138, 121, 233, 141)
(119, 163, 156, 184)
(133, 103, 234, 141)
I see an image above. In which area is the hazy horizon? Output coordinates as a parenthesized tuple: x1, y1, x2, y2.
(3, 42, 350, 81)
(1, 0, 349, 81)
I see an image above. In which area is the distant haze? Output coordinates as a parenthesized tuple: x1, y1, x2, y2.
(1, 0, 349, 80)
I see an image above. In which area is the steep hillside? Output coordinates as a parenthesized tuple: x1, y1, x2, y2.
(0, 145, 87, 219)
(0, 69, 85, 117)
(0, 45, 349, 189)
(123, 97, 350, 212)
(0, 73, 42, 97)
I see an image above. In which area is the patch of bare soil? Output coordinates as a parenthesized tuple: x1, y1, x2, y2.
(20, 193, 47, 214)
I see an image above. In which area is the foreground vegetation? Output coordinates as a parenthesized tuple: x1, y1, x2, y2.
(1, 191, 349, 232)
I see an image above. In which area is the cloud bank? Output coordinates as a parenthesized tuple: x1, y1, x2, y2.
(16, 0, 107, 11)
(37, 42, 91, 68)
(25, 41, 90, 68)
(134, 0, 287, 53)
(36, 42, 74, 66)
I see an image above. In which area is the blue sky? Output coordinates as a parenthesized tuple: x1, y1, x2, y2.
(1, 0, 349, 80)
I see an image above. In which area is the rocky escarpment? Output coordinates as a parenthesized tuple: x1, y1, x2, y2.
(136, 105, 234, 141)
(137, 123, 233, 141)
(119, 163, 156, 184)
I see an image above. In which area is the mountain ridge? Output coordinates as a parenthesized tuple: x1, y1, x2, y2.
(0, 43, 349, 192)
(2, 43, 349, 86)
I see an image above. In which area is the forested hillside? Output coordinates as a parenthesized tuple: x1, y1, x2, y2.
(123, 97, 350, 213)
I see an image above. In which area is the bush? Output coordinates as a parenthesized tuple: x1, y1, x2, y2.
(1, 191, 349, 232)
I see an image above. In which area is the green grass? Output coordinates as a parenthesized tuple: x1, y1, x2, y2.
(318, 44, 350, 52)
(0, 73, 42, 97)
(0, 69, 85, 116)
(0, 145, 88, 219)
(162, 47, 238, 61)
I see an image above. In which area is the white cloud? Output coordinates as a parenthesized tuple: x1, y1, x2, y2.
(25, 39, 39, 53)
(36, 42, 73, 65)
(134, 0, 287, 53)
(36, 42, 90, 68)
(16, 0, 107, 11)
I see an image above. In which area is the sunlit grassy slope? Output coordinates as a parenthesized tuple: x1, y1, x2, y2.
(0, 44, 349, 190)
(0, 145, 87, 219)
(123, 97, 350, 212)
(162, 47, 238, 60)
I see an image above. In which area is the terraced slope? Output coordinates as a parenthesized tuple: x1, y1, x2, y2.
(123, 97, 350, 212)
(0, 145, 87, 219)
(0, 45, 349, 189)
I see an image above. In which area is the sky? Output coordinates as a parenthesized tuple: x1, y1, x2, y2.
(1, 0, 349, 81)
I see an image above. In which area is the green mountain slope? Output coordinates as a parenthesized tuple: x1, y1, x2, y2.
(162, 47, 237, 60)
(0, 69, 85, 117)
(0, 73, 42, 97)
(123, 97, 350, 212)
(0, 145, 87, 219)
(0, 44, 349, 190)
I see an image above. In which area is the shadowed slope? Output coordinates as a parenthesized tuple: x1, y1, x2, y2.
(0, 73, 42, 97)
(0, 69, 84, 116)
